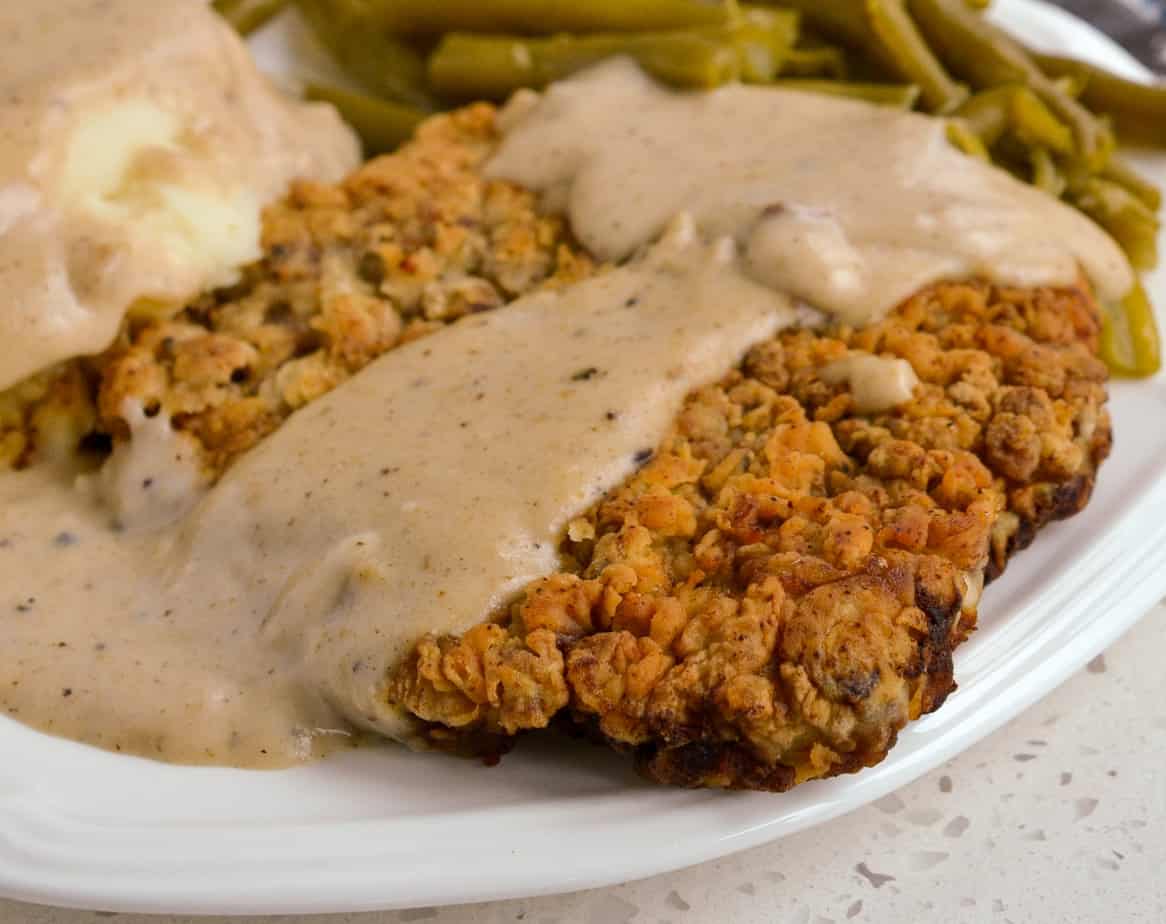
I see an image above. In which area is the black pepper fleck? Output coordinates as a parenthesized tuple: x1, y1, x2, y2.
(633, 448, 654, 465)
(571, 366, 601, 382)
(52, 531, 78, 547)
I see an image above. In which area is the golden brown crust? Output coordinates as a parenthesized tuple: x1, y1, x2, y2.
(0, 362, 100, 469)
(387, 280, 1110, 790)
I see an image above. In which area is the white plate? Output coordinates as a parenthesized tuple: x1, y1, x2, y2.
(3, 0, 1166, 914)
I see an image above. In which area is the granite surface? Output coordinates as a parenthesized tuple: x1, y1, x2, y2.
(2, 603, 1161, 924)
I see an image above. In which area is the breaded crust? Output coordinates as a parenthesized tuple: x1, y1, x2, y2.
(388, 280, 1110, 790)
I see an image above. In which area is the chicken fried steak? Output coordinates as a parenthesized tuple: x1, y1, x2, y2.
(0, 102, 1112, 788)
(388, 279, 1110, 789)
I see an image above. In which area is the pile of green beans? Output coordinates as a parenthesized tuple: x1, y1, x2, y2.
(213, 0, 1164, 377)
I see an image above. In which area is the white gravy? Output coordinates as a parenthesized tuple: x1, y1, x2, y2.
(0, 223, 793, 765)
(486, 59, 1133, 324)
(0, 59, 1136, 767)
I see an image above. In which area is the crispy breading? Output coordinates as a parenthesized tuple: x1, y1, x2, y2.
(0, 362, 99, 469)
(387, 280, 1110, 790)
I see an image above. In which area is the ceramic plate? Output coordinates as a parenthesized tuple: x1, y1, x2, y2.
(2, 0, 1165, 913)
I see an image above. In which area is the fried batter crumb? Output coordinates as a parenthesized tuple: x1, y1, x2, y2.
(387, 279, 1110, 790)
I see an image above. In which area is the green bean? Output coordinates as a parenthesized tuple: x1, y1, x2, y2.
(952, 85, 1073, 153)
(428, 31, 745, 99)
(354, 0, 728, 36)
(212, 0, 288, 35)
(764, 0, 870, 47)
(725, 10, 801, 83)
(1051, 74, 1087, 99)
(907, 0, 1114, 168)
(1027, 147, 1066, 197)
(779, 45, 849, 79)
(427, 11, 802, 92)
(865, 0, 967, 112)
(1033, 52, 1166, 148)
(946, 119, 991, 159)
(1069, 176, 1160, 272)
(1102, 157, 1162, 212)
(305, 84, 425, 155)
(297, 0, 437, 110)
(1100, 282, 1162, 377)
(765, 0, 962, 111)
(776, 79, 922, 107)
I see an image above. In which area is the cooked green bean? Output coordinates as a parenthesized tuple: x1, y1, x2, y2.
(1101, 282, 1162, 377)
(865, 0, 967, 112)
(953, 85, 1073, 153)
(212, 0, 288, 35)
(723, 10, 801, 83)
(764, 0, 962, 111)
(907, 0, 1114, 167)
(1027, 146, 1066, 197)
(297, 0, 437, 110)
(355, 0, 728, 36)
(775, 79, 922, 107)
(1070, 176, 1160, 272)
(428, 30, 745, 99)
(946, 118, 991, 159)
(1034, 52, 1166, 148)
(763, 0, 870, 47)
(1051, 74, 1087, 100)
(305, 84, 425, 155)
(1102, 157, 1162, 211)
(779, 45, 849, 78)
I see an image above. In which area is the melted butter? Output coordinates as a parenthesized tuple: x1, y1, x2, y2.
(486, 59, 1134, 323)
(0, 224, 794, 765)
(0, 0, 359, 391)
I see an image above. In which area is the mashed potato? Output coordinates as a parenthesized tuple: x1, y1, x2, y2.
(0, 0, 359, 391)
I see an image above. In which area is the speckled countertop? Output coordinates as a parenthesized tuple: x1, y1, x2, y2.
(3, 602, 1162, 924)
